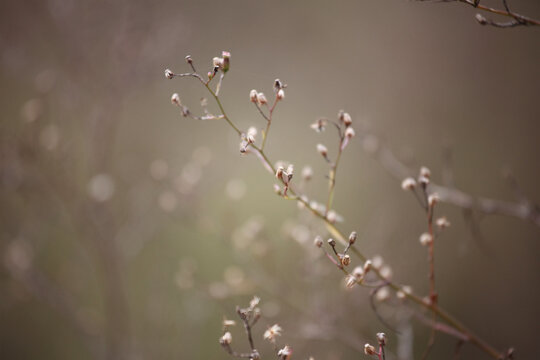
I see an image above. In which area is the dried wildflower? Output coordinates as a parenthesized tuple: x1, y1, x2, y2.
(419, 232, 433, 246)
(345, 274, 357, 288)
(277, 89, 285, 100)
(301, 166, 313, 181)
(264, 324, 282, 342)
(164, 69, 174, 79)
(401, 177, 416, 190)
(222, 51, 230, 73)
(185, 55, 193, 64)
(377, 332, 387, 346)
(436, 216, 451, 229)
(314, 236, 323, 248)
(257, 92, 268, 105)
(220, 331, 232, 345)
(345, 127, 355, 138)
(327, 238, 336, 247)
(428, 193, 440, 207)
(475, 13, 488, 25)
(371, 255, 384, 270)
(250, 89, 258, 103)
(364, 343, 377, 356)
(420, 166, 431, 179)
(171, 93, 181, 106)
(278, 345, 293, 359)
(310, 118, 327, 132)
(223, 319, 236, 327)
(338, 110, 352, 127)
(274, 78, 285, 90)
(348, 231, 357, 245)
(341, 254, 351, 266)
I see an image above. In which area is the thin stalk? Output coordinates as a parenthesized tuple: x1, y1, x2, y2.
(326, 142, 343, 216)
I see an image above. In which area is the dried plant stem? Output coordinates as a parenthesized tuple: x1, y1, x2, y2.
(458, 0, 540, 26)
(326, 142, 343, 217)
(422, 204, 437, 360)
(195, 77, 505, 360)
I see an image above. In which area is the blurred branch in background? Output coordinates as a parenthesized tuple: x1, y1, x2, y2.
(355, 124, 540, 228)
(418, 0, 540, 27)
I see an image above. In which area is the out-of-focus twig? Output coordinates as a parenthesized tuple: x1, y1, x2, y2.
(358, 131, 540, 227)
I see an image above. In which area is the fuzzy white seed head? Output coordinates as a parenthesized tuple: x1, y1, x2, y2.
(314, 236, 323, 248)
(348, 231, 357, 245)
(418, 175, 430, 186)
(352, 266, 364, 278)
(213, 57, 224, 69)
(278, 345, 293, 359)
(380, 265, 393, 280)
(327, 210, 337, 223)
(401, 177, 417, 190)
(247, 127, 258, 143)
(164, 69, 174, 79)
(277, 89, 285, 100)
(376, 287, 390, 302)
(345, 127, 355, 138)
(419, 232, 433, 246)
(341, 254, 351, 267)
(339, 111, 352, 126)
(363, 260, 372, 274)
(264, 324, 283, 342)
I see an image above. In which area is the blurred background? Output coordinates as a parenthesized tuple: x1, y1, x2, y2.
(1, 0, 539, 359)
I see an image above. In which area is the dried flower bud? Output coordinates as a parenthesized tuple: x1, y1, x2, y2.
(164, 69, 174, 79)
(276, 166, 284, 181)
(375, 287, 390, 302)
(364, 344, 377, 356)
(475, 13, 488, 25)
(301, 166, 313, 181)
(247, 127, 257, 143)
(419, 232, 433, 246)
(223, 319, 236, 327)
(418, 175, 430, 187)
(278, 345, 293, 359)
(397, 285, 412, 300)
(420, 166, 431, 179)
(352, 266, 364, 278)
(220, 332, 232, 345)
(348, 231, 357, 245)
(345, 127, 355, 138)
(310, 118, 327, 132)
(327, 238, 336, 247)
(222, 51, 230, 72)
(401, 177, 416, 190)
(249, 296, 260, 309)
(317, 144, 328, 158)
(339, 110, 352, 127)
(274, 78, 283, 90)
(277, 88, 285, 100)
(380, 265, 393, 280)
(372, 255, 384, 269)
(250, 89, 259, 103)
(185, 55, 193, 64)
(213, 57, 224, 69)
(171, 93, 181, 106)
(314, 236, 323, 248)
(363, 260, 372, 274)
(326, 210, 337, 223)
(208, 71, 214, 80)
(436, 216, 451, 229)
(264, 324, 283, 342)
(257, 92, 268, 105)
(345, 274, 357, 288)
(377, 332, 387, 346)
(341, 254, 351, 266)
(428, 193, 440, 207)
